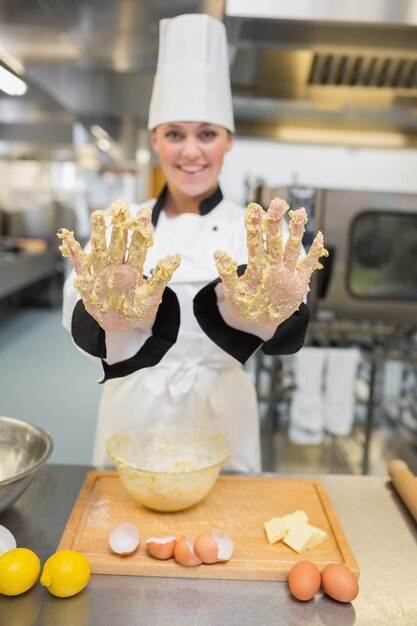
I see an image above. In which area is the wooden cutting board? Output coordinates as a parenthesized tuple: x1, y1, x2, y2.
(57, 471, 359, 581)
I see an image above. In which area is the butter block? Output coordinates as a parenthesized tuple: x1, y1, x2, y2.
(306, 527, 327, 550)
(264, 510, 309, 544)
(283, 522, 327, 553)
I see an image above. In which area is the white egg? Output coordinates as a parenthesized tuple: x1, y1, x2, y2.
(0, 525, 17, 556)
(109, 523, 140, 555)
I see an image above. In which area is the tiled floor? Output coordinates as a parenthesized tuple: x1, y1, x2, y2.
(1, 304, 416, 476)
(0, 305, 101, 465)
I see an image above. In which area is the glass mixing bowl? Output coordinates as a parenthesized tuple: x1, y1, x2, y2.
(106, 423, 231, 512)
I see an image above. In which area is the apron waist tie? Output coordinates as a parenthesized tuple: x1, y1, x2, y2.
(166, 360, 239, 415)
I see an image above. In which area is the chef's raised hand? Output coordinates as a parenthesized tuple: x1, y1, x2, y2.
(58, 199, 181, 332)
(214, 198, 328, 329)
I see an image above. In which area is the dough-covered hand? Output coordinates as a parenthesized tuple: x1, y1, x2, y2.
(58, 199, 181, 332)
(214, 198, 328, 328)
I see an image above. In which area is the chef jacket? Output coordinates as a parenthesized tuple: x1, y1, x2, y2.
(62, 186, 309, 473)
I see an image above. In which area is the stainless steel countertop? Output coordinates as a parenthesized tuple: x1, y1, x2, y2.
(0, 465, 416, 626)
(0, 248, 55, 299)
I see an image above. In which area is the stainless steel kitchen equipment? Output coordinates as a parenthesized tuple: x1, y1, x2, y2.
(0, 197, 84, 302)
(0, 416, 53, 513)
(252, 186, 417, 473)
(308, 188, 417, 326)
(2, 1, 417, 153)
(0, 241, 55, 300)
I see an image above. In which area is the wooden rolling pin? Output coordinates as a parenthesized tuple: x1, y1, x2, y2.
(388, 459, 417, 524)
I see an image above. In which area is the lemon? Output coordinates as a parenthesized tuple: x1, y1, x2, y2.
(40, 550, 90, 598)
(0, 547, 41, 596)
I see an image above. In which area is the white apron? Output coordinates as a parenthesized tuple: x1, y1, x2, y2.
(93, 332, 261, 473)
(75, 199, 264, 473)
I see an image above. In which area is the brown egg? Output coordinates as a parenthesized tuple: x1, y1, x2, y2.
(173, 536, 202, 567)
(146, 536, 177, 560)
(321, 564, 359, 603)
(288, 561, 321, 601)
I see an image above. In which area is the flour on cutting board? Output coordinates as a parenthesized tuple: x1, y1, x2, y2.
(57, 473, 360, 580)
(86, 497, 110, 528)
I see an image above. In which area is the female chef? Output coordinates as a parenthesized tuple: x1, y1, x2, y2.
(59, 14, 327, 473)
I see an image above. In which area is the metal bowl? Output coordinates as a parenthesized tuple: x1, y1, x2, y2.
(0, 416, 53, 513)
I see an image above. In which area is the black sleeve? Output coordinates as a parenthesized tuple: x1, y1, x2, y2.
(71, 286, 181, 382)
(72, 299, 107, 358)
(193, 265, 310, 364)
(261, 304, 309, 355)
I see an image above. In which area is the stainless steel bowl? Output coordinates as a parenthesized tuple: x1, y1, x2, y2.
(0, 416, 53, 513)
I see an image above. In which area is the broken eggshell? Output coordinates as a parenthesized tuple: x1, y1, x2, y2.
(146, 536, 177, 560)
(174, 536, 202, 566)
(0, 525, 17, 556)
(194, 529, 234, 564)
(109, 523, 140, 555)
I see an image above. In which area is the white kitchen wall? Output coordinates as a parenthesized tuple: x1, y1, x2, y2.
(220, 139, 417, 205)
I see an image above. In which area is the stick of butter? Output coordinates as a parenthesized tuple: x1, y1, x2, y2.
(264, 510, 309, 544)
(283, 522, 327, 553)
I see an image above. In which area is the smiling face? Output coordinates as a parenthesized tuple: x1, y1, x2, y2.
(151, 122, 233, 206)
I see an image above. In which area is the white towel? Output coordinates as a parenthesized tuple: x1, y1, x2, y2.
(288, 347, 327, 445)
(324, 348, 361, 436)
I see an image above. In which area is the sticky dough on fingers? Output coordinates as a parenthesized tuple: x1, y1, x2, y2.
(297, 231, 328, 280)
(213, 250, 239, 293)
(264, 197, 289, 262)
(89, 210, 107, 273)
(57, 199, 181, 331)
(283, 207, 308, 271)
(57, 228, 89, 275)
(127, 206, 153, 276)
(244, 202, 266, 288)
(107, 199, 131, 265)
(214, 197, 328, 328)
(135, 254, 181, 313)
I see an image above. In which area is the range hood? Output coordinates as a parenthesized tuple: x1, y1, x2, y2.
(225, 0, 417, 145)
(0, 0, 416, 157)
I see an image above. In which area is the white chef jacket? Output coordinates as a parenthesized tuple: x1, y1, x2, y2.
(63, 187, 309, 473)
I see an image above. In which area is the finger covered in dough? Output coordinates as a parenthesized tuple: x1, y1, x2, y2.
(145, 254, 181, 297)
(57, 199, 153, 276)
(283, 207, 308, 271)
(90, 210, 107, 273)
(127, 206, 153, 276)
(57, 228, 89, 275)
(107, 199, 131, 265)
(213, 250, 239, 293)
(57, 199, 181, 330)
(264, 197, 289, 261)
(297, 231, 329, 280)
(213, 197, 327, 328)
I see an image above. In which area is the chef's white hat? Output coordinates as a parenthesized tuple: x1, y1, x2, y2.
(148, 14, 235, 132)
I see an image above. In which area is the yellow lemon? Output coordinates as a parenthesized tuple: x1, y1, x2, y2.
(0, 547, 41, 596)
(40, 550, 90, 598)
